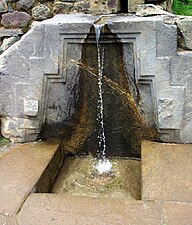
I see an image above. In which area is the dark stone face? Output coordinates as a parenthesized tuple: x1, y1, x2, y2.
(64, 26, 157, 158)
(108, 0, 116, 8)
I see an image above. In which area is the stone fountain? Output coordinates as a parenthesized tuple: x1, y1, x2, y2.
(0, 8, 192, 224)
(0, 13, 192, 156)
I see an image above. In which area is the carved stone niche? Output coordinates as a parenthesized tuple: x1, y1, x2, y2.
(41, 24, 156, 158)
(0, 14, 192, 151)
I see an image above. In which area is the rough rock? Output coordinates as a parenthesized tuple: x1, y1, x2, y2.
(74, 0, 120, 14)
(0, 36, 20, 53)
(73, 0, 90, 13)
(0, 28, 23, 37)
(177, 18, 192, 50)
(53, 0, 120, 14)
(32, 4, 51, 21)
(136, 4, 173, 16)
(16, 0, 35, 10)
(0, 0, 8, 13)
(128, 0, 144, 13)
(1, 11, 31, 28)
(53, 2, 74, 14)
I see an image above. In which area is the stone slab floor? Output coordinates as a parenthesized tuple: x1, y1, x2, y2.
(0, 141, 192, 225)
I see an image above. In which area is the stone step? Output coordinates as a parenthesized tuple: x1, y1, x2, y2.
(142, 141, 192, 203)
(17, 193, 192, 225)
(0, 141, 61, 216)
(17, 193, 161, 225)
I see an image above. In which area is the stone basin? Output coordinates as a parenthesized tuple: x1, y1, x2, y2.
(51, 156, 141, 200)
(0, 140, 192, 225)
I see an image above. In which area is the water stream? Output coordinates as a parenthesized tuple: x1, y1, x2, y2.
(94, 24, 112, 175)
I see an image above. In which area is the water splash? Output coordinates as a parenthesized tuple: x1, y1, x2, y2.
(96, 158, 113, 175)
(94, 24, 112, 174)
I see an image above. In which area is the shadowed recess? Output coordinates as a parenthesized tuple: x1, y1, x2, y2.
(60, 25, 157, 158)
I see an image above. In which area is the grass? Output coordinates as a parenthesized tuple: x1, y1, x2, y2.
(0, 136, 10, 146)
(172, 0, 192, 16)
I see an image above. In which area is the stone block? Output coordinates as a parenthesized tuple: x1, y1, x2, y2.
(0, 214, 17, 225)
(1, 11, 31, 28)
(0, 141, 60, 215)
(53, 2, 74, 14)
(32, 4, 51, 21)
(0, 28, 23, 38)
(17, 194, 162, 225)
(73, 0, 120, 14)
(0, 36, 20, 53)
(128, 0, 144, 13)
(1, 117, 19, 141)
(170, 52, 192, 142)
(17, 118, 39, 129)
(162, 202, 192, 225)
(156, 21, 177, 57)
(156, 85, 185, 131)
(142, 141, 192, 202)
(158, 98, 173, 120)
(0, 0, 8, 13)
(177, 18, 192, 50)
(1, 117, 40, 142)
(170, 52, 192, 87)
(136, 4, 172, 16)
(16, 0, 35, 11)
(24, 99, 38, 116)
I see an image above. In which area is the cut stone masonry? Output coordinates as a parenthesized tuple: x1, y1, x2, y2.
(0, 14, 192, 144)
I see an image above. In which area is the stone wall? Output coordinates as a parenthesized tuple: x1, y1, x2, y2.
(2, 1, 178, 54)
(0, 13, 192, 148)
(2, 0, 169, 54)
(0, 0, 123, 54)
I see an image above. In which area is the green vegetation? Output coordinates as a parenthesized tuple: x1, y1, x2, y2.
(172, 0, 192, 16)
(0, 135, 10, 146)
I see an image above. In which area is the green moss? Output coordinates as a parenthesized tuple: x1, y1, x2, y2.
(172, 0, 192, 16)
(0, 136, 10, 145)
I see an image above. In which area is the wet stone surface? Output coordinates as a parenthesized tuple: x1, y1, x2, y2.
(51, 156, 141, 200)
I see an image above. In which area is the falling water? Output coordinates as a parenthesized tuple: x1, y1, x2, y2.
(95, 24, 106, 158)
(94, 24, 112, 175)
